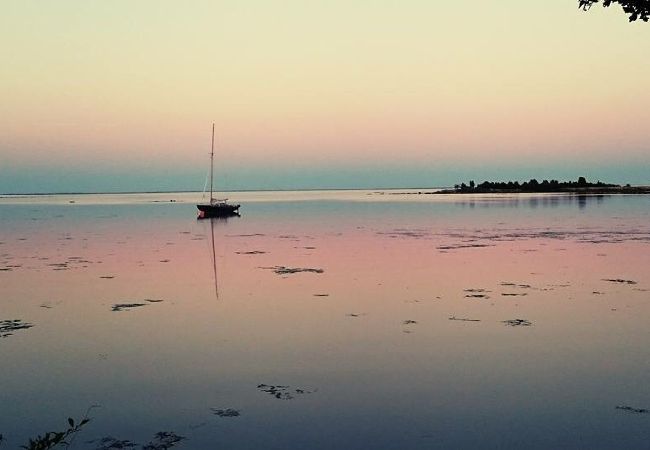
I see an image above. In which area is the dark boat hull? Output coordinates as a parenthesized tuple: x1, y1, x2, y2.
(197, 203, 240, 218)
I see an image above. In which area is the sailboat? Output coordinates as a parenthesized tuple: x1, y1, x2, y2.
(197, 123, 240, 218)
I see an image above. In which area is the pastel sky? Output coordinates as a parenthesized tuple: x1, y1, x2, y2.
(1, 0, 649, 193)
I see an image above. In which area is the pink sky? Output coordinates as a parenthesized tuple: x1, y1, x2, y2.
(1, 1, 649, 192)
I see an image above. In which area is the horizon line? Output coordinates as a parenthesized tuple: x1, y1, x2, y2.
(0, 186, 450, 196)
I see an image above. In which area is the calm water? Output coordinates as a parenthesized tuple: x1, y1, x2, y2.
(1, 190, 650, 449)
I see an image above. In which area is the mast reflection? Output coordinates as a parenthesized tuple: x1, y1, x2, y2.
(199, 213, 240, 299)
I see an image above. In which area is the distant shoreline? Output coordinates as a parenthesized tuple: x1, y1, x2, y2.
(434, 177, 650, 195)
(435, 186, 650, 194)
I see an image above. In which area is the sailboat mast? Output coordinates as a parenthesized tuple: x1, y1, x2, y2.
(210, 122, 214, 202)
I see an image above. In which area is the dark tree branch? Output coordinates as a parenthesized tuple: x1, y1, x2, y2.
(579, 0, 650, 22)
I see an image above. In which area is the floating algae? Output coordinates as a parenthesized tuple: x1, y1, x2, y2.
(449, 316, 481, 322)
(111, 303, 148, 312)
(437, 243, 493, 250)
(502, 319, 532, 327)
(500, 282, 533, 289)
(257, 384, 315, 400)
(261, 266, 324, 275)
(615, 405, 650, 414)
(92, 436, 138, 449)
(111, 299, 164, 312)
(92, 431, 185, 450)
(142, 431, 185, 450)
(603, 278, 637, 285)
(0, 319, 34, 338)
(211, 408, 241, 417)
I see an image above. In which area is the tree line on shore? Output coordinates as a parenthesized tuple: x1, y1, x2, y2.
(453, 177, 620, 193)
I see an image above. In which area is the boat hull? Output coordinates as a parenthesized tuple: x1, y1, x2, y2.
(197, 203, 240, 218)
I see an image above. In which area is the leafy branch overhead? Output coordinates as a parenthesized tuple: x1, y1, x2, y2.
(579, 0, 650, 21)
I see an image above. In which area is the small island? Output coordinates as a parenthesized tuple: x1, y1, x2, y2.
(437, 177, 650, 194)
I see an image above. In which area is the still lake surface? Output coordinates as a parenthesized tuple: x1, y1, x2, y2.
(1, 190, 649, 449)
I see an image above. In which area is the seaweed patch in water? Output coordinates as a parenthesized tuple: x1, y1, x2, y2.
(615, 405, 650, 414)
(260, 266, 324, 275)
(92, 431, 185, 450)
(502, 319, 532, 327)
(91, 436, 138, 449)
(111, 303, 148, 312)
(436, 243, 493, 250)
(142, 431, 185, 450)
(500, 282, 533, 289)
(0, 319, 34, 338)
(449, 316, 481, 322)
(257, 384, 315, 400)
(603, 279, 637, 285)
(111, 299, 163, 311)
(378, 229, 430, 239)
(211, 408, 241, 417)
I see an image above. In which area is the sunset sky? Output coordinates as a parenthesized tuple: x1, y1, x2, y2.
(2, 1, 649, 193)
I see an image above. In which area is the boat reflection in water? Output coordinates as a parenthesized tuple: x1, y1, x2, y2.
(201, 215, 239, 299)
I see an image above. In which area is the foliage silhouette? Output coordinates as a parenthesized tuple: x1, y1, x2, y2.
(21, 417, 91, 450)
(579, 0, 650, 22)
(449, 177, 619, 193)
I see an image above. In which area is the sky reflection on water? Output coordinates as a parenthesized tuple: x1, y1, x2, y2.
(1, 192, 649, 449)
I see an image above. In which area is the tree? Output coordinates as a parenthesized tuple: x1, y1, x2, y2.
(579, 0, 650, 22)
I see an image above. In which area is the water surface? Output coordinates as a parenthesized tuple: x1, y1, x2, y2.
(1, 191, 649, 449)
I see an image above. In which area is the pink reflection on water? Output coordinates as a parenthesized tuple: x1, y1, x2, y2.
(1, 200, 650, 448)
